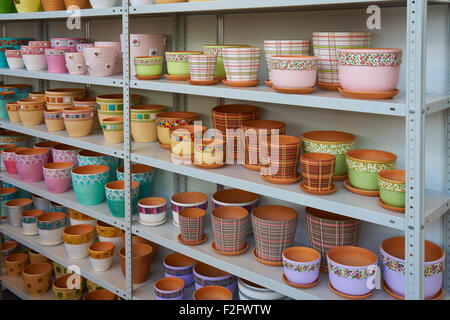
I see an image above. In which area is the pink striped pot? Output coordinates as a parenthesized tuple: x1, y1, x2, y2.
(188, 55, 217, 82)
(43, 162, 74, 193)
(15, 148, 49, 182)
(65, 52, 87, 75)
(270, 55, 318, 89)
(222, 47, 261, 82)
(45, 48, 71, 73)
(83, 47, 116, 77)
(52, 144, 81, 167)
(2, 147, 31, 174)
(94, 41, 123, 74)
(21, 46, 47, 71)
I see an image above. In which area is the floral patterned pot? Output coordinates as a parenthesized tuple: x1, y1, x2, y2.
(0, 143, 16, 172)
(71, 164, 110, 206)
(282, 246, 321, 285)
(21, 209, 43, 235)
(179, 208, 207, 244)
(83, 47, 116, 77)
(6, 102, 20, 122)
(269, 55, 318, 89)
(94, 41, 123, 74)
(45, 88, 86, 109)
(45, 47, 71, 73)
(378, 169, 405, 208)
(194, 285, 233, 300)
(44, 108, 65, 132)
(76, 43, 94, 52)
(131, 105, 165, 143)
(166, 51, 203, 76)
(52, 274, 83, 300)
(188, 54, 217, 82)
(65, 52, 87, 75)
(101, 117, 124, 144)
(51, 38, 84, 52)
(193, 262, 236, 293)
(346, 149, 397, 191)
(96, 220, 122, 249)
(170, 191, 208, 227)
(2, 146, 30, 174)
(37, 212, 67, 245)
(17, 99, 45, 126)
(15, 148, 49, 182)
(138, 197, 167, 226)
(154, 277, 185, 300)
(381, 237, 444, 299)
(156, 111, 198, 147)
(203, 44, 249, 79)
(52, 144, 81, 167)
(22, 263, 53, 296)
(63, 106, 94, 137)
(163, 252, 196, 287)
(211, 206, 249, 254)
(88, 241, 115, 272)
(170, 124, 207, 158)
(119, 243, 153, 284)
(5, 253, 28, 278)
(6, 49, 24, 69)
(29, 41, 51, 48)
(105, 180, 139, 217)
(223, 47, 261, 83)
(134, 56, 163, 78)
(238, 278, 286, 300)
(78, 150, 119, 182)
(63, 224, 95, 259)
(43, 162, 74, 193)
(68, 208, 96, 226)
(5, 198, 32, 227)
(327, 246, 378, 296)
(21, 46, 47, 71)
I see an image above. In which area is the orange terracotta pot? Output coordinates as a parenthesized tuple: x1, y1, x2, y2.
(17, 99, 45, 126)
(194, 285, 233, 300)
(62, 106, 94, 137)
(45, 88, 86, 109)
(83, 289, 116, 300)
(42, 0, 66, 11)
(5, 253, 28, 278)
(22, 262, 53, 296)
(28, 249, 51, 264)
(121, 234, 158, 260)
(64, 0, 92, 9)
(44, 108, 65, 132)
(119, 243, 153, 284)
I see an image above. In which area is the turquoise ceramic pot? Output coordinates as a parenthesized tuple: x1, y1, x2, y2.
(0, 91, 15, 119)
(17, 188, 32, 199)
(105, 180, 139, 218)
(0, 131, 28, 147)
(77, 151, 119, 182)
(0, 83, 32, 101)
(71, 165, 110, 206)
(117, 164, 154, 200)
(1, 187, 17, 216)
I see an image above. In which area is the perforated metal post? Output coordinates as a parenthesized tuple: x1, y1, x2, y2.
(405, 0, 427, 300)
(444, 2, 450, 295)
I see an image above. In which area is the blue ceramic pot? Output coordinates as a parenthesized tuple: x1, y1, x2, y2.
(77, 150, 119, 182)
(71, 165, 110, 206)
(117, 164, 154, 200)
(0, 90, 15, 118)
(105, 180, 139, 218)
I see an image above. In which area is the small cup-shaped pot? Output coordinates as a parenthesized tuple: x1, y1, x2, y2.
(6, 102, 20, 122)
(84, 289, 116, 300)
(83, 47, 117, 77)
(5, 253, 28, 278)
(251, 205, 298, 264)
(22, 262, 53, 296)
(222, 47, 261, 82)
(131, 105, 165, 143)
(73, 98, 100, 129)
(96, 220, 122, 249)
(43, 162, 74, 193)
(119, 243, 153, 284)
(170, 191, 208, 227)
(166, 51, 203, 76)
(193, 262, 236, 292)
(327, 246, 378, 296)
(45, 88, 86, 109)
(68, 208, 97, 227)
(154, 277, 185, 300)
(6, 50, 24, 69)
(63, 224, 95, 259)
(121, 235, 159, 261)
(71, 164, 110, 206)
(34, 141, 60, 163)
(238, 278, 286, 300)
(44, 108, 65, 132)
(156, 111, 198, 147)
(78, 150, 120, 182)
(211, 206, 249, 254)
(269, 55, 318, 89)
(300, 152, 336, 192)
(96, 93, 141, 114)
(88, 241, 115, 272)
(5, 198, 32, 227)
(52, 144, 81, 167)
(138, 197, 167, 226)
(2, 146, 30, 174)
(101, 117, 124, 144)
(170, 124, 207, 159)
(179, 208, 207, 244)
(105, 180, 140, 218)
(381, 237, 444, 299)
(117, 164, 154, 199)
(378, 169, 405, 208)
(194, 285, 233, 300)
(188, 54, 217, 82)
(37, 212, 67, 245)
(134, 56, 163, 78)
(163, 252, 196, 287)
(62, 107, 95, 137)
(52, 274, 83, 300)
(17, 99, 45, 126)
(21, 209, 43, 235)
(346, 149, 397, 191)
(14, 148, 49, 182)
(282, 247, 321, 285)
(65, 52, 87, 75)
(29, 249, 51, 264)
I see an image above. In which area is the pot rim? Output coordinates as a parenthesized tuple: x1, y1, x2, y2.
(163, 252, 196, 269)
(5, 198, 32, 207)
(15, 148, 48, 156)
(89, 241, 115, 253)
(252, 205, 298, 222)
(105, 180, 139, 190)
(44, 162, 74, 170)
(22, 209, 44, 218)
(193, 285, 232, 300)
(242, 120, 286, 130)
(154, 276, 185, 293)
(270, 55, 317, 61)
(117, 163, 153, 174)
(193, 261, 230, 278)
(72, 164, 109, 175)
(156, 111, 198, 121)
(179, 208, 206, 218)
(53, 144, 80, 151)
(119, 243, 153, 259)
(336, 48, 402, 54)
(96, 94, 141, 101)
(78, 150, 107, 157)
(327, 245, 378, 269)
(101, 117, 123, 124)
(346, 149, 397, 164)
(212, 188, 258, 206)
(212, 104, 259, 115)
(138, 197, 167, 207)
(34, 141, 60, 148)
(212, 206, 248, 220)
(302, 130, 356, 144)
(171, 191, 208, 205)
(300, 152, 335, 162)
(378, 169, 405, 184)
(166, 51, 203, 55)
(131, 104, 165, 112)
(3, 146, 30, 154)
(5, 252, 27, 263)
(282, 246, 321, 264)
(63, 224, 95, 236)
(305, 207, 357, 222)
(23, 262, 52, 276)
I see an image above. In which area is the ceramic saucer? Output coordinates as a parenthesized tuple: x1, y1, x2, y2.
(189, 79, 218, 85)
(317, 82, 340, 91)
(328, 281, 374, 300)
(333, 174, 347, 181)
(135, 75, 161, 80)
(264, 80, 273, 87)
(282, 273, 319, 289)
(272, 86, 315, 94)
(252, 248, 283, 266)
(21, 230, 38, 236)
(344, 179, 379, 197)
(222, 80, 259, 87)
(177, 233, 208, 245)
(338, 87, 400, 100)
(262, 172, 302, 185)
(139, 218, 168, 227)
(378, 198, 405, 213)
(211, 241, 249, 256)
(299, 182, 337, 195)
(165, 74, 190, 81)
(36, 238, 64, 246)
(193, 162, 226, 169)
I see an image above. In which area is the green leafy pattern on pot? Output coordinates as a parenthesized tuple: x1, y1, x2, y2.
(203, 44, 249, 79)
(346, 149, 397, 191)
(378, 169, 405, 208)
(165, 51, 202, 76)
(134, 56, 163, 77)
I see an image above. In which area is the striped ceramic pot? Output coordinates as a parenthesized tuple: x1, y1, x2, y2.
(188, 54, 217, 82)
(178, 208, 207, 244)
(203, 44, 249, 79)
(211, 206, 249, 254)
(170, 191, 208, 228)
(222, 47, 261, 82)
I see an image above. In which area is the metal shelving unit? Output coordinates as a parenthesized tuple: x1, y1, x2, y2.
(0, 0, 449, 300)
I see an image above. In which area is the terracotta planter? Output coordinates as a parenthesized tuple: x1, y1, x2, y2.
(188, 54, 217, 82)
(203, 44, 249, 79)
(52, 274, 83, 300)
(73, 98, 100, 130)
(154, 277, 185, 300)
(156, 111, 198, 147)
(269, 55, 318, 90)
(2, 146, 30, 174)
(131, 105, 165, 143)
(300, 152, 336, 192)
(22, 263, 53, 296)
(166, 51, 203, 76)
(63, 224, 95, 259)
(251, 205, 298, 264)
(37, 212, 67, 245)
(43, 109, 64, 132)
(43, 162, 74, 193)
(378, 169, 405, 209)
(62, 106, 94, 137)
(100, 117, 124, 144)
(211, 206, 249, 254)
(71, 164, 110, 206)
(163, 252, 196, 287)
(21, 46, 47, 71)
(15, 148, 49, 182)
(42, 0, 66, 11)
(1, 242, 17, 267)
(238, 278, 286, 300)
(121, 235, 159, 260)
(134, 56, 163, 79)
(194, 285, 233, 300)
(52, 144, 81, 167)
(45, 47, 71, 73)
(64, 0, 92, 9)
(170, 124, 207, 159)
(6, 102, 20, 122)
(45, 88, 86, 109)
(222, 47, 261, 84)
(17, 99, 45, 126)
(29, 249, 51, 264)
(170, 191, 208, 227)
(119, 243, 153, 284)
(68, 208, 96, 226)
(21, 209, 43, 235)
(88, 241, 115, 272)
(179, 208, 207, 244)
(138, 197, 167, 226)
(65, 52, 87, 75)
(193, 262, 236, 292)
(346, 149, 397, 191)
(84, 289, 116, 300)
(105, 180, 140, 218)
(5, 253, 28, 278)
(193, 138, 225, 167)
(282, 246, 321, 285)
(96, 220, 122, 249)
(83, 47, 117, 77)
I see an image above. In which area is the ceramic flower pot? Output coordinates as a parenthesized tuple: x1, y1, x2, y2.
(170, 124, 207, 159)
(29, 41, 51, 48)
(203, 44, 249, 79)
(154, 277, 185, 300)
(13, 0, 41, 12)
(327, 246, 378, 296)
(29, 91, 45, 100)
(0, 130, 28, 146)
(71, 164, 109, 206)
(170, 191, 208, 227)
(62, 106, 94, 137)
(76, 43, 95, 52)
(101, 117, 124, 144)
(105, 180, 140, 217)
(17, 99, 45, 126)
(64, 0, 92, 9)
(78, 150, 119, 182)
(119, 243, 153, 284)
(21, 209, 43, 235)
(44, 108, 65, 132)
(29, 249, 51, 264)
(211, 206, 249, 254)
(43, 162, 74, 193)
(120, 235, 159, 261)
(1, 242, 17, 267)
(84, 289, 116, 300)
(138, 197, 167, 226)
(188, 54, 217, 82)
(0, 143, 16, 172)
(131, 105, 165, 143)
(22, 263, 53, 296)
(300, 152, 336, 192)
(68, 208, 96, 226)
(15, 148, 49, 182)
(6, 50, 24, 69)
(51, 38, 85, 52)
(194, 285, 233, 300)
(193, 262, 236, 292)
(156, 111, 198, 148)
(269, 55, 318, 89)
(0, 0, 14, 13)
(50, 202, 68, 216)
(193, 138, 225, 167)
(94, 41, 123, 74)
(52, 274, 83, 300)
(2, 146, 30, 174)
(88, 241, 115, 272)
(346, 149, 397, 191)
(83, 47, 117, 77)
(65, 52, 87, 75)
(89, 0, 122, 8)
(381, 237, 444, 299)
(21, 46, 47, 71)
(0, 91, 16, 119)
(312, 32, 371, 89)
(6, 103, 20, 123)
(378, 169, 405, 208)
(163, 252, 196, 287)
(63, 224, 95, 259)
(5, 198, 33, 227)
(5, 253, 28, 278)
(212, 188, 258, 213)
(73, 98, 100, 130)
(45, 48, 71, 73)
(134, 56, 163, 79)
(42, 0, 66, 11)
(52, 144, 81, 167)
(96, 220, 122, 249)
(37, 212, 67, 245)
(222, 47, 261, 84)
(86, 279, 103, 293)
(32, 194, 51, 211)
(1, 83, 32, 101)
(45, 88, 86, 109)
(179, 208, 207, 244)
(337, 48, 402, 92)
(1, 187, 17, 214)
(52, 261, 68, 278)
(282, 246, 321, 285)
(238, 278, 286, 300)
(166, 51, 202, 76)
(96, 94, 141, 117)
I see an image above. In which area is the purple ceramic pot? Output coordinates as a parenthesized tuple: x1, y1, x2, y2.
(163, 252, 196, 287)
(282, 247, 321, 285)
(14, 149, 49, 182)
(154, 277, 185, 300)
(381, 237, 444, 299)
(43, 162, 74, 194)
(193, 262, 236, 293)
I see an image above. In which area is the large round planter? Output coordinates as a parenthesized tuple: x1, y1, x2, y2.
(52, 144, 81, 167)
(203, 44, 249, 79)
(134, 56, 163, 78)
(71, 164, 110, 206)
(378, 169, 405, 208)
(78, 150, 119, 182)
(17, 99, 45, 126)
(101, 117, 124, 144)
(156, 111, 198, 147)
(22, 263, 53, 296)
(131, 105, 165, 143)
(222, 47, 261, 83)
(68, 208, 96, 226)
(105, 180, 139, 217)
(154, 277, 185, 300)
(52, 274, 83, 300)
(21, 209, 43, 235)
(83, 47, 116, 77)
(5, 253, 28, 278)
(96, 220, 122, 249)
(2, 146, 30, 174)
(269, 55, 318, 89)
(163, 252, 196, 287)
(62, 107, 94, 137)
(37, 212, 67, 245)
(5, 198, 33, 227)
(44, 109, 65, 132)
(170, 191, 208, 227)
(45, 88, 86, 109)
(43, 162, 74, 193)
(238, 278, 286, 300)
(117, 164, 154, 199)
(282, 247, 321, 285)
(63, 224, 95, 259)
(15, 148, 49, 182)
(211, 206, 249, 254)
(193, 262, 236, 293)
(166, 51, 202, 76)
(119, 243, 153, 284)
(88, 241, 115, 272)
(138, 197, 167, 226)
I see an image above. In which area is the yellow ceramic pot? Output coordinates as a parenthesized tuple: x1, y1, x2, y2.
(17, 99, 45, 126)
(62, 107, 94, 137)
(170, 124, 207, 157)
(101, 117, 124, 144)
(6, 103, 20, 123)
(44, 109, 65, 132)
(14, 0, 42, 13)
(194, 138, 225, 166)
(156, 111, 198, 148)
(131, 105, 165, 143)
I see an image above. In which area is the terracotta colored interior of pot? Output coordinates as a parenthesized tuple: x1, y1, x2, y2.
(253, 205, 298, 221)
(241, 279, 266, 289)
(74, 97, 96, 103)
(78, 150, 105, 157)
(131, 104, 165, 112)
(90, 241, 114, 252)
(4, 147, 30, 154)
(305, 207, 354, 221)
(0, 144, 16, 149)
(118, 163, 153, 174)
(243, 120, 285, 130)
(301, 152, 335, 161)
(2, 242, 16, 251)
(213, 104, 259, 114)
(179, 208, 206, 218)
(155, 277, 184, 291)
(164, 252, 196, 268)
(1, 187, 17, 194)
(53, 274, 71, 289)
(84, 289, 115, 300)
(139, 197, 166, 206)
(23, 262, 52, 275)
(213, 188, 258, 204)
(302, 130, 356, 143)
(170, 125, 207, 135)
(18, 99, 44, 105)
(34, 141, 60, 148)
(97, 220, 115, 229)
(378, 169, 405, 183)
(53, 144, 80, 151)
(269, 135, 302, 146)
(156, 111, 198, 121)
(327, 246, 377, 267)
(5, 198, 32, 207)
(44, 162, 73, 170)
(102, 117, 123, 124)
(22, 209, 43, 217)
(106, 180, 139, 190)
(194, 286, 232, 300)
(381, 237, 444, 262)
(194, 262, 229, 278)
(64, 224, 94, 236)
(16, 148, 48, 156)
(212, 206, 248, 220)
(6, 253, 27, 263)
(171, 191, 208, 204)
(38, 212, 66, 222)
(72, 164, 109, 175)
(120, 243, 153, 259)
(44, 108, 63, 114)
(284, 247, 320, 263)
(347, 149, 397, 162)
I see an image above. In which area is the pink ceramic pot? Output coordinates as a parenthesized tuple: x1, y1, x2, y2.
(29, 41, 51, 48)
(14, 148, 49, 182)
(270, 55, 318, 89)
(21, 46, 47, 71)
(337, 48, 402, 92)
(94, 41, 123, 74)
(51, 38, 83, 53)
(2, 147, 30, 175)
(65, 52, 87, 75)
(34, 141, 60, 163)
(45, 48, 71, 74)
(83, 47, 116, 77)
(76, 43, 95, 52)
(52, 144, 81, 167)
(43, 162, 74, 193)
(121, 34, 166, 77)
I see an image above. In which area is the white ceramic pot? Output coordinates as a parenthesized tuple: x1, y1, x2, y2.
(7, 57, 24, 69)
(237, 278, 286, 300)
(131, 0, 154, 4)
(64, 241, 93, 259)
(22, 222, 38, 235)
(23, 55, 47, 71)
(32, 195, 51, 212)
(98, 235, 122, 249)
(89, 256, 113, 272)
(138, 197, 167, 226)
(89, 0, 121, 8)
(69, 218, 97, 227)
(38, 227, 65, 244)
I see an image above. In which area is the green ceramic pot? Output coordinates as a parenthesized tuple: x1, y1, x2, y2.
(71, 165, 110, 206)
(346, 149, 397, 191)
(203, 45, 249, 79)
(134, 56, 163, 77)
(77, 150, 120, 182)
(378, 169, 405, 208)
(0, 0, 14, 13)
(116, 164, 154, 200)
(105, 180, 139, 218)
(165, 51, 202, 76)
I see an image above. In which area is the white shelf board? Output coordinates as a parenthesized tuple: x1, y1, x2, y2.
(0, 121, 124, 159)
(0, 7, 123, 21)
(1, 272, 54, 300)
